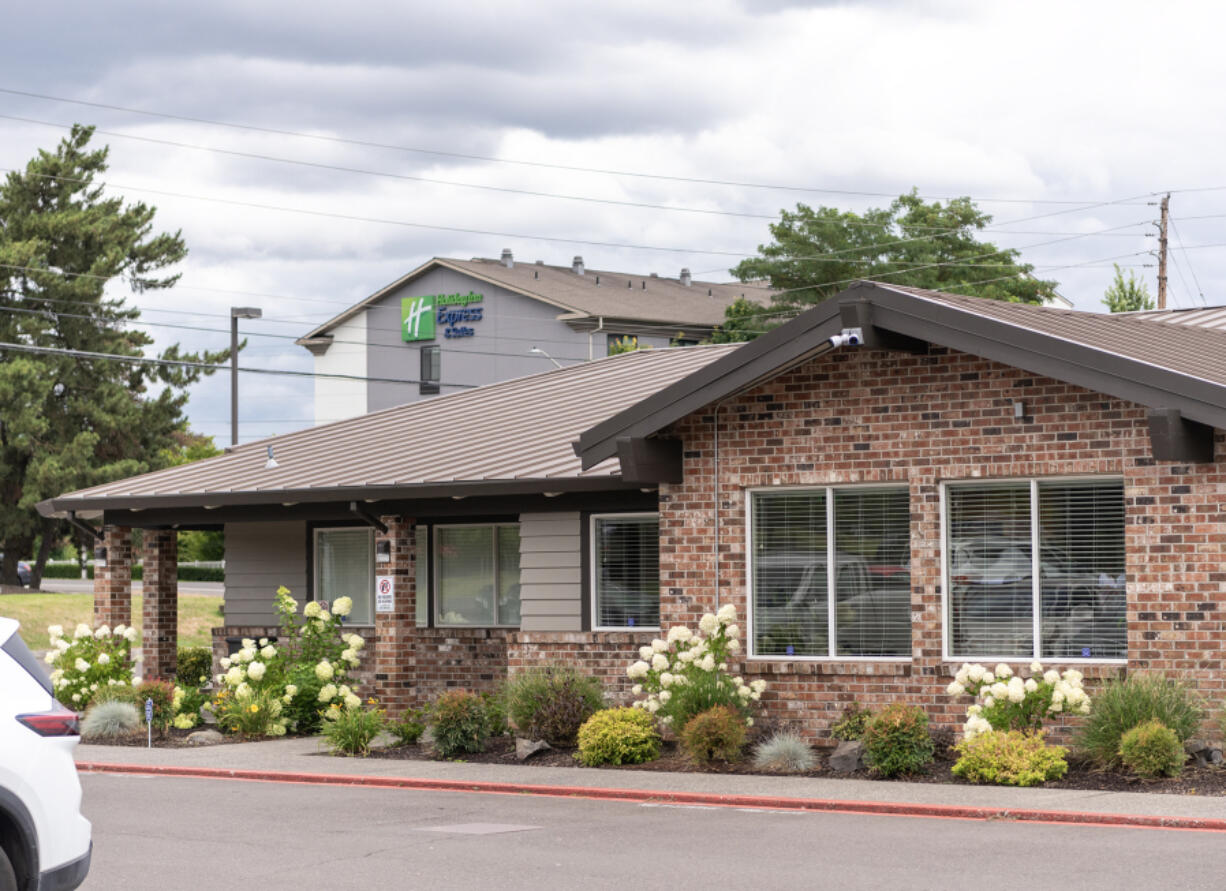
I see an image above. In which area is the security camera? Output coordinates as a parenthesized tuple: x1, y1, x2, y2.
(829, 327, 864, 348)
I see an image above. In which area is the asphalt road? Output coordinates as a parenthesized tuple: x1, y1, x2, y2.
(32, 579, 223, 596)
(78, 773, 1226, 890)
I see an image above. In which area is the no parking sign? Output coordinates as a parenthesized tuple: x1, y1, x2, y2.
(376, 575, 395, 613)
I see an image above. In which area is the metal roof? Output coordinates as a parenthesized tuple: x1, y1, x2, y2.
(297, 256, 775, 343)
(1128, 305, 1226, 332)
(41, 345, 737, 516)
(577, 281, 1226, 467)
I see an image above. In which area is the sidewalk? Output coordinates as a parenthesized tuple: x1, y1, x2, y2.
(76, 737, 1226, 830)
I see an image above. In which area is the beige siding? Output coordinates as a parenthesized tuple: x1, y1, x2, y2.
(517, 512, 582, 632)
(223, 521, 307, 625)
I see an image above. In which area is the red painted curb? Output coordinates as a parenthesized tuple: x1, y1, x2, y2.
(77, 761, 1226, 833)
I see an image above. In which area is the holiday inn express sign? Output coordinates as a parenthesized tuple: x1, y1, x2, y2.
(401, 291, 485, 341)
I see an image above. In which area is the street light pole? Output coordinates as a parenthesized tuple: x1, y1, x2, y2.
(230, 307, 262, 446)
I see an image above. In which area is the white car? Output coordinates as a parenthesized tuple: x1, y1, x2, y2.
(0, 617, 91, 890)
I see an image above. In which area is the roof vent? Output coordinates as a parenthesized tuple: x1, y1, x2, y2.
(500, 248, 514, 268)
(680, 268, 692, 286)
(572, 256, 585, 275)
(265, 445, 280, 470)
(595, 275, 600, 285)
(641, 281, 646, 290)
(650, 272, 658, 278)
(707, 288, 713, 296)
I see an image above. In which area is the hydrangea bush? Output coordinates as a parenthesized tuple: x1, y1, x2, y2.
(45, 623, 137, 709)
(625, 605, 766, 730)
(212, 586, 367, 736)
(947, 662, 1090, 739)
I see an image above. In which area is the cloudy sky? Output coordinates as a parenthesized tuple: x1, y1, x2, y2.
(2, 0, 1224, 445)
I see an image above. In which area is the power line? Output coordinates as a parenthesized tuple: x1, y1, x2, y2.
(0, 87, 1155, 207)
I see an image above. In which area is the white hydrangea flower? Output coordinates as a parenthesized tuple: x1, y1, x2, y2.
(1006, 677, 1026, 703)
(74, 658, 89, 672)
(74, 623, 92, 639)
(48, 624, 64, 640)
(631, 684, 642, 696)
(659, 672, 674, 688)
(124, 627, 138, 642)
(1030, 661, 1043, 674)
(645, 699, 660, 713)
(304, 601, 321, 618)
(95, 625, 111, 639)
(717, 604, 737, 624)
(638, 645, 653, 661)
(946, 681, 965, 696)
(220, 657, 232, 670)
(994, 663, 1012, 679)
(983, 696, 995, 708)
(990, 682, 1008, 699)
(1024, 678, 1038, 693)
(967, 704, 982, 716)
(284, 684, 298, 698)
(238, 648, 256, 664)
(342, 648, 360, 666)
(727, 639, 741, 653)
(981, 671, 995, 684)
(45, 650, 58, 665)
(258, 637, 269, 647)
(56, 639, 69, 652)
(90, 682, 98, 691)
(235, 682, 253, 700)
(344, 693, 361, 710)
(658, 690, 672, 704)
(318, 683, 338, 702)
(698, 614, 718, 634)
(746, 717, 754, 727)
(71, 693, 81, 702)
(315, 660, 334, 681)
(98, 653, 110, 666)
(725, 624, 740, 640)
(650, 653, 669, 671)
(242, 638, 256, 649)
(967, 664, 985, 682)
(319, 610, 331, 621)
(332, 596, 353, 617)
(627, 660, 649, 679)
(699, 655, 715, 672)
(346, 633, 365, 650)
(260, 645, 277, 660)
(1062, 669, 1084, 685)
(666, 625, 693, 644)
(678, 649, 695, 663)
(650, 638, 668, 653)
(225, 666, 244, 686)
(750, 679, 767, 694)
(737, 685, 752, 699)
(672, 674, 688, 687)
(1043, 669, 1060, 685)
(247, 661, 267, 681)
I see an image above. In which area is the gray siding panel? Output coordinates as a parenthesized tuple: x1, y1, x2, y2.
(518, 512, 582, 632)
(223, 521, 307, 625)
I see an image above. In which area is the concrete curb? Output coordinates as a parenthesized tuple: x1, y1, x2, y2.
(77, 761, 1226, 833)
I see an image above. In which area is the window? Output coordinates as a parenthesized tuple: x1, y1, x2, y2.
(314, 528, 374, 625)
(592, 514, 660, 629)
(944, 478, 1125, 661)
(749, 487, 911, 659)
(420, 345, 440, 395)
(434, 524, 520, 626)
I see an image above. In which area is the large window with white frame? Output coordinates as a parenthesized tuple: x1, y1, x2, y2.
(434, 524, 521, 627)
(944, 478, 1125, 661)
(749, 487, 911, 659)
(314, 527, 374, 625)
(592, 513, 660, 630)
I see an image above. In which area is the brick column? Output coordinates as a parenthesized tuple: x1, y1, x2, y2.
(373, 516, 416, 717)
(93, 526, 133, 629)
(141, 530, 179, 681)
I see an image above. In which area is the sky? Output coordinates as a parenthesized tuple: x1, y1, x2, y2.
(2, 0, 1225, 446)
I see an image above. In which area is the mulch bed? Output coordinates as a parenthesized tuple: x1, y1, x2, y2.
(81, 726, 268, 748)
(364, 735, 1226, 795)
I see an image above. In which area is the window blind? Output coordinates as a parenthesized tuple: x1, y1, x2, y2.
(834, 489, 911, 657)
(594, 515, 660, 629)
(316, 528, 373, 625)
(435, 524, 521, 626)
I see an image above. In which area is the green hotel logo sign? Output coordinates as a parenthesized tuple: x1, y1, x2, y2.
(401, 295, 436, 342)
(401, 291, 485, 342)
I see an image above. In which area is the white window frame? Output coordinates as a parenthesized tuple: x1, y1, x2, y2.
(745, 484, 912, 663)
(312, 526, 375, 626)
(590, 512, 661, 632)
(432, 522, 521, 628)
(939, 475, 1127, 666)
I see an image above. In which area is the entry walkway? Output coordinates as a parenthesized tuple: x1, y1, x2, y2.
(76, 737, 1226, 829)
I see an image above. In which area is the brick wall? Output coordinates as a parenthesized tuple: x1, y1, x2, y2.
(93, 526, 133, 628)
(652, 344, 1225, 738)
(141, 530, 178, 681)
(508, 630, 660, 701)
(410, 628, 510, 703)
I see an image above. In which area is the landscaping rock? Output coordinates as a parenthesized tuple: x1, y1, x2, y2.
(1184, 739, 1223, 767)
(1211, 749, 1224, 765)
(186, 729, 225, 746)
(1185, 739, 1210, 756)
(515, 738, 552, 761)
(828, 739, 864, 773)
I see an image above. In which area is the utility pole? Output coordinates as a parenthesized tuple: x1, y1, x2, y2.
(230, 306, 262, 446)
(1157, 193, 1170, 310)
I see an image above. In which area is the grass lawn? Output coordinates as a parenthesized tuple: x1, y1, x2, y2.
(0, 592, 222, 651)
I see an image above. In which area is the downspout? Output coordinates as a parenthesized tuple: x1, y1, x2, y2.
(588, 316, 604, 361)
(712, 397, 730, 610)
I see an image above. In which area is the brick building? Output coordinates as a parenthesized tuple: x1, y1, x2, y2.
(41, 282, 1226, 735)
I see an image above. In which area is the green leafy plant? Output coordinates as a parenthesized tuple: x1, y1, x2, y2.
(1076, 674, 1204, 768)
(481, 689, 510, 738)
(135, 679, 177, 732)
(948, 662, 1090, 738)
(680, 705, 746, 765)
(576, 707, 661, 767)
(860, 704, 934, 778)
(429, 691, 489, 758)
(175, 647, 213, 689)
(321, 705, 386, 757)
(388, 709, 427, 746)
(952, 730, 1068, 787)
(504, 668, 604, 747)
(44, 622, 136, 709)
(752, 731, 817, 773)
(627, 605, 765, 732)
(1119, 720, 1185, 779)
(214, 686, 288, 736)
(81, 700, 141, 739)
(171, 683, 208, 729)
(830, 704, 873, 741)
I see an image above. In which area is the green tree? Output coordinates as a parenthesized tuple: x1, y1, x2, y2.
(0, 125, 228, 587)
(1101, 263, 1154, 313)
(714, 191, 1058, 341)
(162, 433, 225, 563)
(706, 297, 766, 343)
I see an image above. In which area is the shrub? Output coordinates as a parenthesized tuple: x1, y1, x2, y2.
(576, 708, 661, 767)
(176, 647, 213, 689)
(388, 709, 426, 746)
(626, 605, 765, 732)
(861, 704, 934, 778)
(948, 662, 1090, 739)
(429, 691, 489, 758)
(321, 705, 386, 757)
(1120, 720, 1185, 779)
(752, 730, 817, 773)
(214, 686, 287, 736)
(44, 622, 136, 709)
(830, 704, 873, 741)
(1076, 674, 1203, 768)
(952, 730, 1069, 787)
(172, 683, 208, 730)
(81, 701, 141, 739)
(481, 689, 510, 738)
(680, 705, 746, 764)
(135, 680, 177, 731)
(504, 668, 603, 747)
